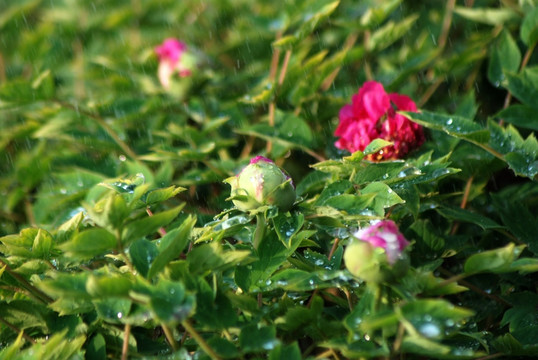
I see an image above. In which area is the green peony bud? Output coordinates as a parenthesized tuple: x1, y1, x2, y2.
(225, 156, 296, 212)
(344, 220, 410, 283)
(344, 240, 384, 283)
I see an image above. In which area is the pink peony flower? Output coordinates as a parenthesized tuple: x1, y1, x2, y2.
(335, 81, 424, 161)
(354, 220, 409, 264)
(155, 38, 193, 89)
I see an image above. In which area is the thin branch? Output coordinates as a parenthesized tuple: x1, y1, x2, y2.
(121, 324, 131, 360)
(321, 33, 359, 91)
(0, 317, 36, 344)
(437, 0, 456, 50)
(278, 50, 292, 86)
(438, 268, 511, 307)
(146, 208, 167, 236)
(24, 199, 36, 227)
(55, 100, 138, 161)
(182, 319, 221, 360)
(162, 324, 179, 352)
(0, 258, 53, 304)
(451, 175, 474, 235)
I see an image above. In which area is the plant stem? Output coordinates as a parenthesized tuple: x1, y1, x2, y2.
(0, 317, 36, 344)
(252, 213, 266, 250)
(438, 268, 511, 307)
(162, 324, 179, 352)
(182, 319, 221, 360)
(121, 324, 131, 360)
(146, 208, 167, 236)
(437, 0, 456, 50)
(0, 258, 53, 304)
(278, 50, 292, 86)
(55, 100, 138, 161)
(451, 175, 474, 235)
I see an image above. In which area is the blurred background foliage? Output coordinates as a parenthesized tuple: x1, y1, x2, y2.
(0, 0, 534, 233)
(1, 0, 538, 358)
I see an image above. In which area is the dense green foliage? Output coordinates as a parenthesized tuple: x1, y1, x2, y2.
(1, 0, 538, 359)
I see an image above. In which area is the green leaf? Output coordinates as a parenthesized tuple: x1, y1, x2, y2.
(207, 337, 240, 359)
(147, 279, 195, 326)
(488, 30, 521, 87)
(86, 274, 133, 298)
(239, 324, 279, 353)
(188, 242, 251, 276)
(366, 14, 419, 52)
(435, 206, 503, 230)
(323, 193, 376, 215)
(147, 215, 195, 279)
(505, 68, 538, 109)
(401, 335, 450, 357)
(295, 0, 340, 41)
(60, 228, 117, 259)
(361, 182, 404, 216)
(0, 70, 55, 104)
(454, 6, 519, 25)
(234, 232, 289, 292)
(464, 243, 526, 274)
(93, 298, 131, 323)
(501, 293, 538, 345)
(269, 342, 302, 360)
(403, 110, 490, 144)
(273, 212, 304, 248)
(121, 205, 183, 244)
(86, 334, 107, 360)
(521, 7, 538, 46)
(496, 105, 538, 131)
(143, 186, 186, 206)
(129, 239, 158, 278)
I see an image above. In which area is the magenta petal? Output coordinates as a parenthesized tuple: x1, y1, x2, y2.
(250, 156, 274, 164)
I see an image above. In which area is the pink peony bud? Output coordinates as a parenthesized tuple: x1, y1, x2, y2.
(155, 38, 195, 89)
(344, 220, 410, 282)
(353, 220, 409, 264)
(225, 156, 296, 212)
(334, 81, 424, 161)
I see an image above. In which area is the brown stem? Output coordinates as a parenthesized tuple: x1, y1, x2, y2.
(418, 77, 443, 108)
(239, 136, 255, 160)
(146, 208, 167, 236)
(320, 33, 359, 91)
(266, 102, 276, 153)
(328, 238, 340, 260)
(121, 324, 131, 360)
(24, 199, 36, 227)
(182, 319, 221, 360)
(451, 175, 474, 235)
(437, 0, 456, 50)
(0, 317, 36, 344)
(278, 50, 292, 86)
(269, 32, 282, 81)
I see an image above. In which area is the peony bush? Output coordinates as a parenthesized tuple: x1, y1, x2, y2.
(1, 1, 538, 359)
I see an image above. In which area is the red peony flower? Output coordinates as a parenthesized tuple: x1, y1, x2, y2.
(335, 81, 424, 161)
